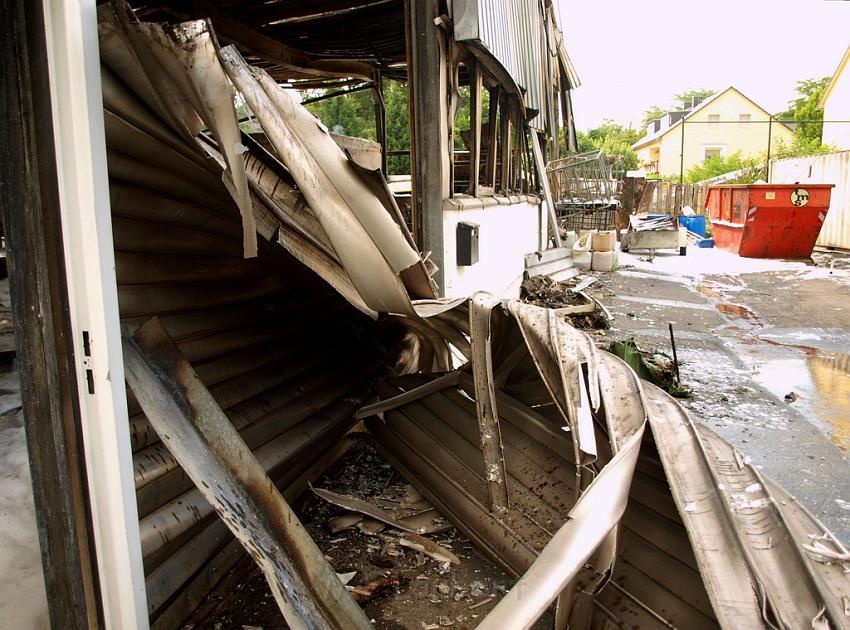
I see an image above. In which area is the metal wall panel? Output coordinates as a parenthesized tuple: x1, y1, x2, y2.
(455, 0, 548, 128)
(770, 151, 850, 250)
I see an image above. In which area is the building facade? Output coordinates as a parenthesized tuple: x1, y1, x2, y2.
(632, 87, 795, 178)
(819, 46, 850, 150)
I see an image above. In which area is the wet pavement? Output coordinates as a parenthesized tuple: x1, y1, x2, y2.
(587, 246, 850, 543)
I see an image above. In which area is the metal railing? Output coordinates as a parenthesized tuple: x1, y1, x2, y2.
(546, 150, 616, 208)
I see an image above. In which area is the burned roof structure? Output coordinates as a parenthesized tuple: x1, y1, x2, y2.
(1, 0, 849, 629)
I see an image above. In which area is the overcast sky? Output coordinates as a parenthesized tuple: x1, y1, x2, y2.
(557, 0, 849, 131)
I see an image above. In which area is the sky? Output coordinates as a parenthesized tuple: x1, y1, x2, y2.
(557, 0, 850, 132)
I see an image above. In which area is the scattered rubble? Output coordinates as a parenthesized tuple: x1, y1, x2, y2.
(520, 276, 586, 309)
(198, 441, 537, 629)
(520, 276, 611, 330)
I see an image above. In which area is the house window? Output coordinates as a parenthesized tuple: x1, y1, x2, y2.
(739, 113, 751, 127)
(708, 114, 720, 127)
(703, 145, 727, 160)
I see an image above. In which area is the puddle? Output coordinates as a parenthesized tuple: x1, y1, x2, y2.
(738, 343, 850, 456)
(715, 303, 757, 320)
(696, 284, 723, 300)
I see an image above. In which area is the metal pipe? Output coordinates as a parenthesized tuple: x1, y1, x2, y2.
(766, 115, 773, 181)
(299, 82, 372, 105)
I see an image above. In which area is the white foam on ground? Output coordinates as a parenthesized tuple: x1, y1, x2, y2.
(619, 245, 850, 281)
(0, 411, 49, 629)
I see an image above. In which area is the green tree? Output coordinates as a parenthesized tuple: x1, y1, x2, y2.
(640, 89, 716, 132)
(641, 105, 665, 130)
(305, 89, 376, 140)
(683, 151, 762, 183)
(382, 80, 411, 175)
(775, 76, 831, 147)
(673, 88, 715, 108)
(576, 120, 641, 171)
(301, 80, 415, 175)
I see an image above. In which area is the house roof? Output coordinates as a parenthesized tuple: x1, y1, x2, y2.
(631, 86, 793, 150)
(818, 45, 850, 110)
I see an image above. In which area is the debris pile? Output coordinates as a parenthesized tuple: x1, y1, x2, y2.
(520, 276, 611, 330)
(520, 276, 585, 308)
(609, 337, 690, 397)
(202, 440, 533, 629)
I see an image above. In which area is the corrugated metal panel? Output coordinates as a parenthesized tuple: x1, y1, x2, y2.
(770, 151, 850, 250)
(102, 76, 396, 628)
(455, 0, 549, 129)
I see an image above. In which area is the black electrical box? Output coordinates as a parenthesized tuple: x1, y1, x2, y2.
(456, 221, 479, 266)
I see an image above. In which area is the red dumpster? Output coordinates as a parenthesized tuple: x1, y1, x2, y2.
(706, 184, 834, 258)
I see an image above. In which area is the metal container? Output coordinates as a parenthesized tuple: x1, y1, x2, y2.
(706, 184, 834, 258)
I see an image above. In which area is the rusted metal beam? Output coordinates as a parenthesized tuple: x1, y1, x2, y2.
(122, 318, 372, 630)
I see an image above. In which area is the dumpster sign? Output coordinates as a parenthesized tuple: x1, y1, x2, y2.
(790, 188, 810, 207)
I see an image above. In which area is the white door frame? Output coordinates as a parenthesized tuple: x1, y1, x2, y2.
(40, 0, 149, 627)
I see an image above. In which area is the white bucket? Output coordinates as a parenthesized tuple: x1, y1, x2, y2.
(591, 250, 618, 272)
(572, 232, 592, 270)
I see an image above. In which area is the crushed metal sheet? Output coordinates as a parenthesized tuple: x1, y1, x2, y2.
(311, 486, 452, 535)
(398, 534, 461, 565)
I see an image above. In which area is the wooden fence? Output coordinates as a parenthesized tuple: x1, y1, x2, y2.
(617, 178, 709, 232)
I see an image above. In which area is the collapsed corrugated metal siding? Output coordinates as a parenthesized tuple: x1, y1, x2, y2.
(87, 4, 850, 629)
(103, 49, 404, 630)
(771, 150, 850, 250)
(368, 375, 719, 628)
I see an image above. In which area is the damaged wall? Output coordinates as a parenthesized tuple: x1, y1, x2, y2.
(442, 195, 545, 298)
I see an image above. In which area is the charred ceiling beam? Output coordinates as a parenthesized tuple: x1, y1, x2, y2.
(247, 0, 398, 26)
(192, 0, 374, 80)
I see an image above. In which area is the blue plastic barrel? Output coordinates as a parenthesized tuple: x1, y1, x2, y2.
(678, 216, 706, 238)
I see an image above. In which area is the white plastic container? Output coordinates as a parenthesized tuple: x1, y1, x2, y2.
(572, 232, 592, 270)
(591, 250, 618, 272)
(562, 230, 579, 249)
(591, 230, 616, 252)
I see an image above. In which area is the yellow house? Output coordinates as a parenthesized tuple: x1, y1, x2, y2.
(632, 87, 795, 178)
(818, 45, 850, 150)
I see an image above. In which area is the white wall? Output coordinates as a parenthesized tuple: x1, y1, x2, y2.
(771, 150, 850, 250)
(441, 195, 545, 298)
(823, 71, 850, 150)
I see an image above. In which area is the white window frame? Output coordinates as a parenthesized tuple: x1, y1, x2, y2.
(708, 113, 720, 128)
(739, 113, 752, 128)
(702, 144, 728, 160)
